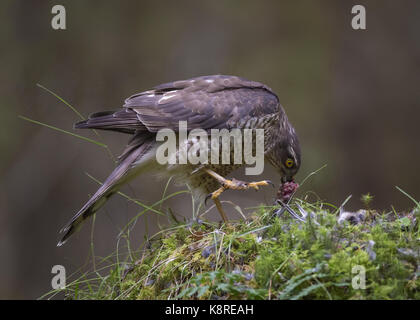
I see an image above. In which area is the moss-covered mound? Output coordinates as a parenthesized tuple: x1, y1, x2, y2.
(60, 199, 419, 300)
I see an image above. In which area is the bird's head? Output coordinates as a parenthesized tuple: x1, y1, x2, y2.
(271, 127, 301, 184)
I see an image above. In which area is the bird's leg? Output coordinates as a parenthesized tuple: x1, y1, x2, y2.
(213, 197, 229, 223)
(204, 169, 273, 222)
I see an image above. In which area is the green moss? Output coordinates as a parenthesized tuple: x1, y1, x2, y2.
(59, 199, 419, 300)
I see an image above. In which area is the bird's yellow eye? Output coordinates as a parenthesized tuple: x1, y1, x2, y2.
(285, 158, 294, 168)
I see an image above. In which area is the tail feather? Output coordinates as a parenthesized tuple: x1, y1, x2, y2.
(74, 109, 145, 134)
(57, 139, 154, 246)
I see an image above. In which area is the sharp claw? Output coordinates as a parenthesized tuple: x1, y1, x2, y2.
(296, 203, 307, 218)
(276, 199, 306, 223)
(205, 193, 212, 205)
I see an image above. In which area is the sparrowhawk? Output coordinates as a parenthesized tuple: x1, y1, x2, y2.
(58, 75, 301, 246)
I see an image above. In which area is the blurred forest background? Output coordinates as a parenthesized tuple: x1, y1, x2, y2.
(0, 0, 419, 299)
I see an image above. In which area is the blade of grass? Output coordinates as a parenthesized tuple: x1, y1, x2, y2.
(160, 177, 173, 211)
(19, 115, 107, 148)
(299, 164, 328, 187)
(334, 194, 352, 215)
(84, 172, 166, 217)
(84, 172, 190, 238)
(36, 84, 107, 146)
(37, 83, 85, 120)
(395, 186, 420, 208)
(122, 190, 190, 236)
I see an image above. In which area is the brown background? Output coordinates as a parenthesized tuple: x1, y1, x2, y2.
(0, 0, 419, 299)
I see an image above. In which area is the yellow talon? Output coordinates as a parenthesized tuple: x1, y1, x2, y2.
(204, 169, 274, 222)
(211, 186, 225, 199)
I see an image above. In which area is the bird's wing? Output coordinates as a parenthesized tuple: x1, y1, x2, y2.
(124, 75, 280, 132)
(74, 75, 280, 134)
(74, 109, 146, 134)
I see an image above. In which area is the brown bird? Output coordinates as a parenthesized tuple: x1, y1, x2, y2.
(58, 75, 301, 246)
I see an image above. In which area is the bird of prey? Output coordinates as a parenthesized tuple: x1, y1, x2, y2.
(58, 75, 301, 246)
